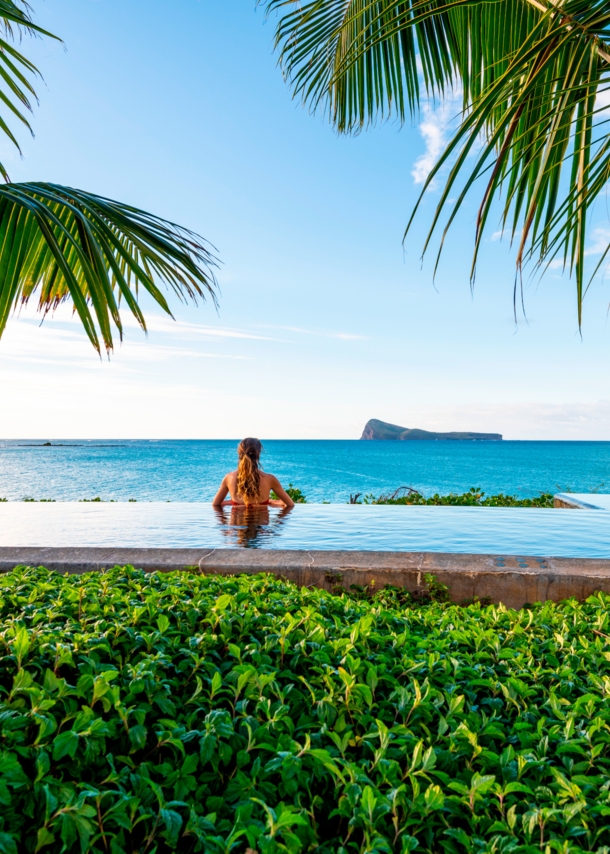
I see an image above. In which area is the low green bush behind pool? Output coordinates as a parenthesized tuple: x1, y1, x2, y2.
(277, 487, 555, 506)
(368, 488, 555, 507)
(1, 488, 554, 505)
(1, 567, 609, 853)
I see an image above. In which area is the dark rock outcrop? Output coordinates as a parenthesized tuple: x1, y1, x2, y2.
(361, 418, 502, 441)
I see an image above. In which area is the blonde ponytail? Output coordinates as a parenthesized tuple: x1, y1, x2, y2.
(236, 438, 262, 504)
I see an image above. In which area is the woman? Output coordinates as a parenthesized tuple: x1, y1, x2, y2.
(212, 438, 295, 508)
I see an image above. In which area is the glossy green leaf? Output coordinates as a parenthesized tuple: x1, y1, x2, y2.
(1, 565, 610, 850)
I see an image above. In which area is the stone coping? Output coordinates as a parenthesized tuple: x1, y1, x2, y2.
(554, 492, 610, 510)
(2, 547, 610, 608)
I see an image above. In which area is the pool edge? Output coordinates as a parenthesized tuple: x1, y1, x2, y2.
(2, 547, 610, 608)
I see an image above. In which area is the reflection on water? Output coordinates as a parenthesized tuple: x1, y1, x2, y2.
(1, 503, 609, 557)
(213, 505, 293, 548)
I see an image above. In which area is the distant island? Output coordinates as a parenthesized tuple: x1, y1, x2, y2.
(361, 418, 502, 441)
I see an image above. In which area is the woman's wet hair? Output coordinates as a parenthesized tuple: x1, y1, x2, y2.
(236, 437, 263, 504)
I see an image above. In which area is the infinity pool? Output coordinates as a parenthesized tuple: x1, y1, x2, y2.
(0, 503, 608, 557)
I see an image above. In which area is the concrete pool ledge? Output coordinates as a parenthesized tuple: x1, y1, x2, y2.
(554, 492, 610, 510)
(1, 547, 610, 608)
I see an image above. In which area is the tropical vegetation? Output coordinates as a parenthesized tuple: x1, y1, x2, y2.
(1, 565, 610, 852)
(0, 488, 555, 505)
(277, 486, 555, 506)
(0, 2, 217, 354)
(364, 487, 555, 507)
(263, 0, 610, 325)
(271, 485, 308, 504)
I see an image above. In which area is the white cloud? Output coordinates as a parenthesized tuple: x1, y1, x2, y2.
(0, 316, 250, 369)
(585, 226, 610, 257)
(8, 302, 280, 343)
(411, 91, 462, 186)
(491, 227, 522, 243)
(130, 315, 279, 341)
(258, 324, 367, 341)
(595, 84, 610, 113)
(383, 401, 610, 441)
(489, 222, 610, 266)
(332, 332, 365, 341)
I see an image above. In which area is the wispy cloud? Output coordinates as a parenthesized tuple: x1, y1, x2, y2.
(595, 84, 610, 113)
(332, 332, 365, 341)
(132, 315, 279, 341)
(490, 222, 610, 268)
(490, 227, 522, 244)
(0, 318, 250, 368)
(585, 226, 610, 257)
(392, 400, 610, 441)
(11, 304, 367, 346)
(10, 303, 279, 343)
(257, 324, 367, 341)
(412, 91, 462, 186)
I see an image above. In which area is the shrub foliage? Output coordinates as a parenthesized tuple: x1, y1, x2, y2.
(0, 567, 609, 853)
(366, 488, 555, 508)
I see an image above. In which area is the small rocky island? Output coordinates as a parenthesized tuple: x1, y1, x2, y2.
(361, 418, 502, 441)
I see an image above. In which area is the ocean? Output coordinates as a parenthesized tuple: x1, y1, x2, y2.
(1, 439, 609, 503)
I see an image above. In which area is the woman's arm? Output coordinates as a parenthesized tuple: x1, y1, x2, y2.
(270, 476, 295, 508)
(212, 476, 229, 507)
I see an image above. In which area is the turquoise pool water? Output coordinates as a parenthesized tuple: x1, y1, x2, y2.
(0, 503, 608, 557)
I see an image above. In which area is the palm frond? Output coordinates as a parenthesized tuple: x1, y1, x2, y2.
(0, 1, 58, 179)
(264, 0, 610, 325)
(0, 183, 218, 353)
(263, 0, 455, 130)
(409, 0, 610, 326)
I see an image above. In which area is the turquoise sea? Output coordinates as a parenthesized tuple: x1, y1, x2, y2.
(1, 439, 609, 502)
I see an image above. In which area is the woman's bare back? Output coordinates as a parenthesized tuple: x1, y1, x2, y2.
(213, 470, 294, 507)
(212, 438, 295, 508)
(225, 470, 273, 504)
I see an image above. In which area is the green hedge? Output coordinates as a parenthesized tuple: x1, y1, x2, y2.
(0, 489, 555, 505)
(0, 567, 609, 853)
(365, 488, 555, 507)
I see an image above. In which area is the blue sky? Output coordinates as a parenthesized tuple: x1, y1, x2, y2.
(0, 0, 609, 439)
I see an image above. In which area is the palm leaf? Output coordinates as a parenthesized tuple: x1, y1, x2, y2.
(0, 183, 218, 353)
(264, 0, 610, 325)
(0, 3, 219, 351)
(0, 1, 58, 179)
